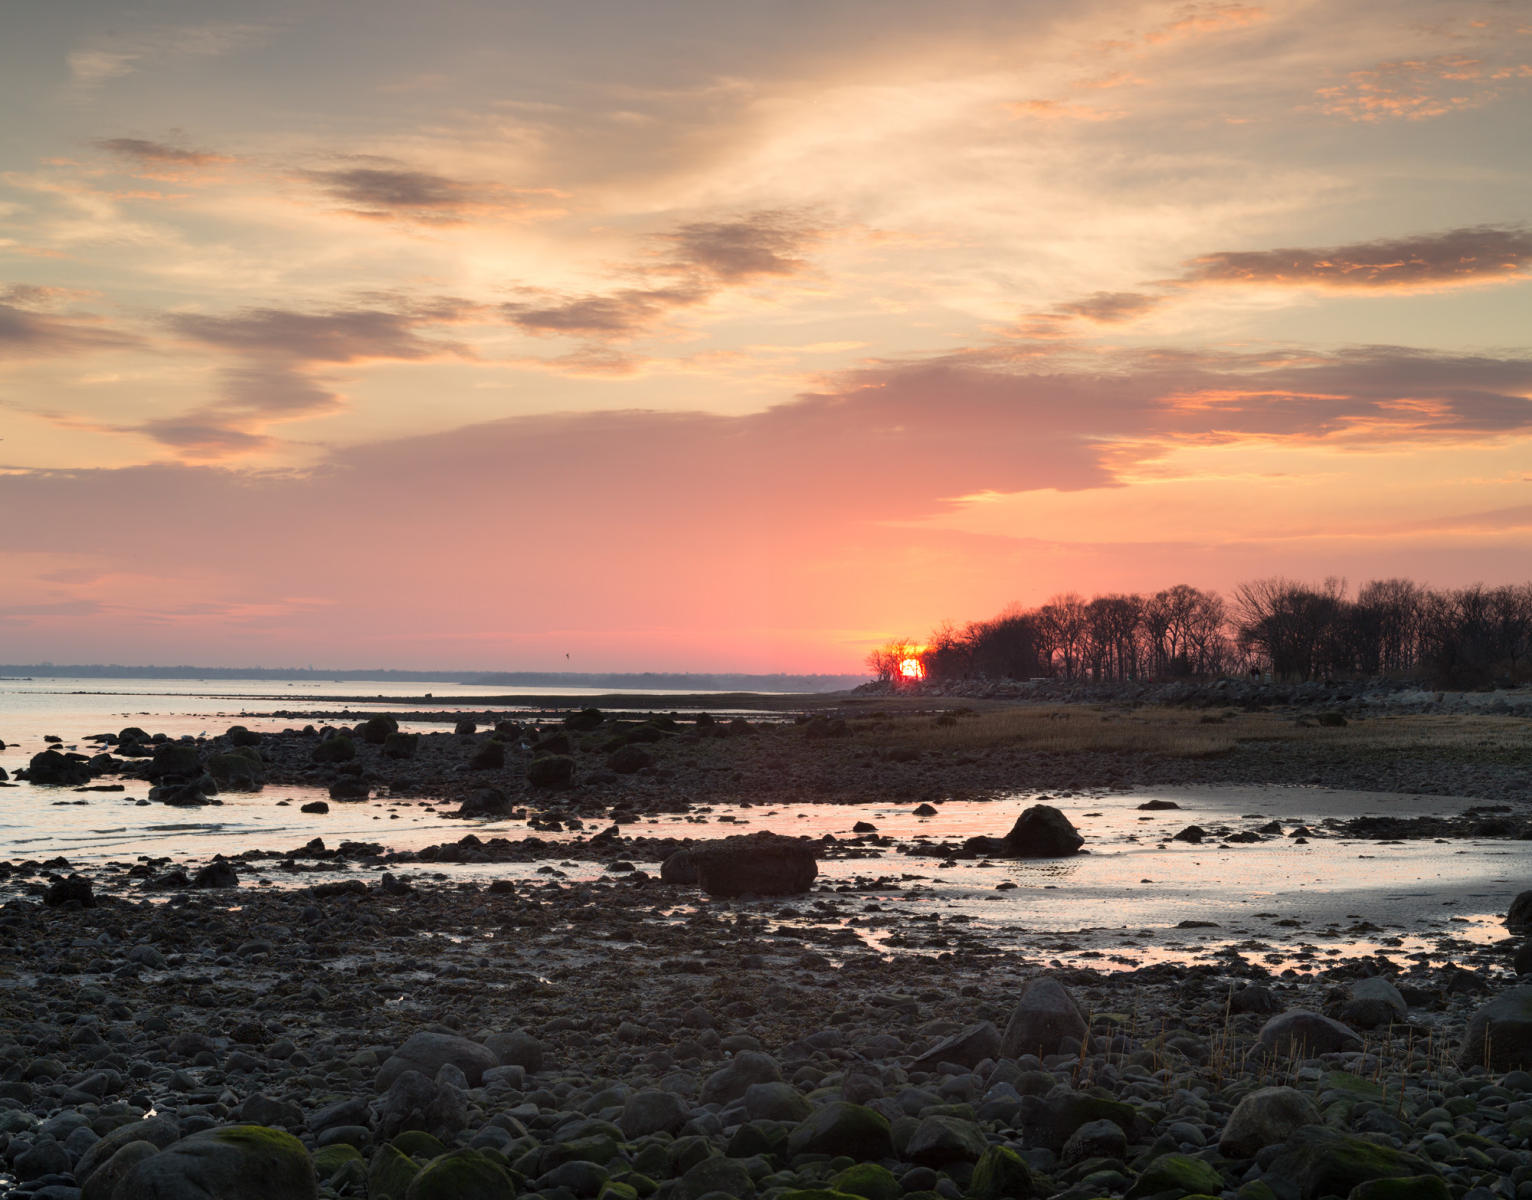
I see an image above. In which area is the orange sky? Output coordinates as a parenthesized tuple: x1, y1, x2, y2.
(2, 1, 1530, 671)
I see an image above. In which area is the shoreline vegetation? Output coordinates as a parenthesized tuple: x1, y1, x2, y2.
(872, 576, 1532, 692)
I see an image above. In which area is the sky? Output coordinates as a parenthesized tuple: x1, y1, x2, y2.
(1, 0, 1529, 672)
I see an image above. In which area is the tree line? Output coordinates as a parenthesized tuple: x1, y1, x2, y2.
(869, 578, 1532, 688)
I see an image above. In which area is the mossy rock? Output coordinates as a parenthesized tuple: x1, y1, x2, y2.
(1045, 1094, 1143, 1150)
(544, 1132, 622, 1171)
(404, 1148, 517, 1200)
(729, 1120, 791, 1160)
(1125, 1153, 1224, 1199)
(600, 1181, 641, 1200)
(527, 753, 576, 789)
(969, 1145, 1036, 1200)
(788, 1103, 893, 1161)
(392, 1131, 448, 1160)
(667, 1134, 718, 1175)
(368, 1143, 422, 1200)
(312, 1143, 363, 1179)
(112, 1124, 318, 1200)
(311, 734, 357, 763)
(904, 1114, 988, 1166)
(384, 731, 420, 759)
(357, 715, 400, 744)
(1348, 1177, 1452, 1200)
(145, 742, 202, 779)
(830, 1162, 900, 1200)
(1268, 1128, 1438, 1200)
(225, 724, 262, 746)
(680, 1154, 756, 1200)
(207, 751, 264, 790)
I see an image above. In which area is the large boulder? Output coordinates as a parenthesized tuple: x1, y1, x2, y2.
(700, 1050, 783, 1106)
(384, 731, 420, 759)
(311, 735, 356, 764)
(207, 751, 263, 791)
(1258, 1010, 1363, 1057)
(145, 742, 202, 780)
(1000, 977, 1088, 1059)
(456, 788, 512, 818)
(191, 858, 239, 889)
(376, 1032, 497, 1090)
(1264, 1126, 1438, 1200)
(356, 715, 399, 745)
(1507, 890, 1532, 932)
(786, 1101, 893, 1160)
(26, 749, 92, 785)
(526, 755, 575, 790)
(692, 832, 818, 897)
(913, 1021, 1001, 1070)
(660, 848, 699, 884)
(403, 1148, 516, 1200)
(1003, 804, 1083, 857)
(1341, 977, 1408, 1030)
(107, 1124, 317, 1200)
(1218, 1086, 1322, 1157)
(1458, 986, 1532, 1070)
(43, 875, 95, 908)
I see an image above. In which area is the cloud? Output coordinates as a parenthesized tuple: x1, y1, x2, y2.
(294, 161, 562, 223)
(1316, 53, 1532, 122)
(502, 285, 708, 338)
(1006, 99, 1125, 122)
(169, 306, 466, 363)
(1144, 3, 1268, 43)
(69, 22, 270, 88)
(502, 210, 822, 344)
(1053, 291, 1163, 323)
(665, 211, 820, 281)
(95, 138, 233, 169)
(1181, 225, 1532, 291)
(0, 302, 133, 359)
(145, 305, 469, 459)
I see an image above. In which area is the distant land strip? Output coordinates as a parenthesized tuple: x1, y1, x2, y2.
(0, 664, 866, 693)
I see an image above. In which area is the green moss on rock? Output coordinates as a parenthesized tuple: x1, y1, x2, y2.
(1125, 1153, 1224, 1199)
(969, 1145, 1036, 1200)
(829, 1162, 900, 1200)
(403, 1148, 517, 1200)
(368, 1143, 422, 1200)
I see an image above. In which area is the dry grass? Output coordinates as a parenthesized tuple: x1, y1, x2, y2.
(848, 704, 1532, 760)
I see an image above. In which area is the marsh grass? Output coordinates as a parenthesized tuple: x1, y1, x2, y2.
(852, 705, 1532, 761)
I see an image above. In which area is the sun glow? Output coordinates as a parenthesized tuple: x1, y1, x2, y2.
(899, 656, 925, 680)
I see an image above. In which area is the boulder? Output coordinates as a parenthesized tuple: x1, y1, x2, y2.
(25, 749, 92, 785)
(1218, 1085, 1322, 1157)
(1060, 1117, 1127, 1166)
(526, 755, 575, 790)
(468, 741, 505, 770)
(311, 735, 356, 764)
(1000, 977, 1088, 1058)
(145, 742, 202, 780)
(1125, 1152, 1224, 1200)
(912, 1021, 1001, 1070)
(484, 1029, 544, 1072)
(329, 779, 370, 801)
(1458, 986, 1532, 1070)
(108, 1124, 317, 1200)
(786, 1101, 893, 1160)
(207, 752, 263, 791)
(564, 707, 605, 731)
(1341, 977, 1408, 1030)
(356, 715, 399, 745)
(692, 832, 818, 897)
(384, 731, 420, 760)
(1001, 804, 1083, 857)
(454, 719, 478, 736)
(1508, 890, 1532, 932)
(72, 1114, 182, 1190)
(456, 788, 512, 818)
(43, 875, 95, 908)
(969, 1145, 1035, 1200)
(660, 848, 699, 885)
(1264, 1126, 1438, 1200)
(1258, 1010, 1363, 1057)
(224, 725, 262, 747)
(403, 1148, 516, 1200)
(619, 1089, 690, 1138)
(191, 858, 239, 889)
(377, 1032, 497, 1090)
(700, 1050, 783, 1106)
(904, 1114, 988, 1165)
(607, 745, 654, 774)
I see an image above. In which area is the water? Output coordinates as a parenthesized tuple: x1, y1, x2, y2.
(1, 677, 1525, 973)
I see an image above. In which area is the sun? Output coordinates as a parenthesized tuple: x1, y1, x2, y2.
(899, 656, 925, 680)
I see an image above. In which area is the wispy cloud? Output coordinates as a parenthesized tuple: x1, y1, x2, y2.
(69, 22, 271, 88)
(0, 295, 133, 359)
(502, 210, 824, 346)
(1316, 53, 1532, 122)
(94, 138, 233, 170)
(295, 159, 563, 223)
(1181, 225, 1532, 291)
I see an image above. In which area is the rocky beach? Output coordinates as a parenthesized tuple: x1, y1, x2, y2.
(2, 682, 1531, 1200)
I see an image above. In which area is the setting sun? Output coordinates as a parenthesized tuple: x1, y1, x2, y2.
(899, 657, 925, 680)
